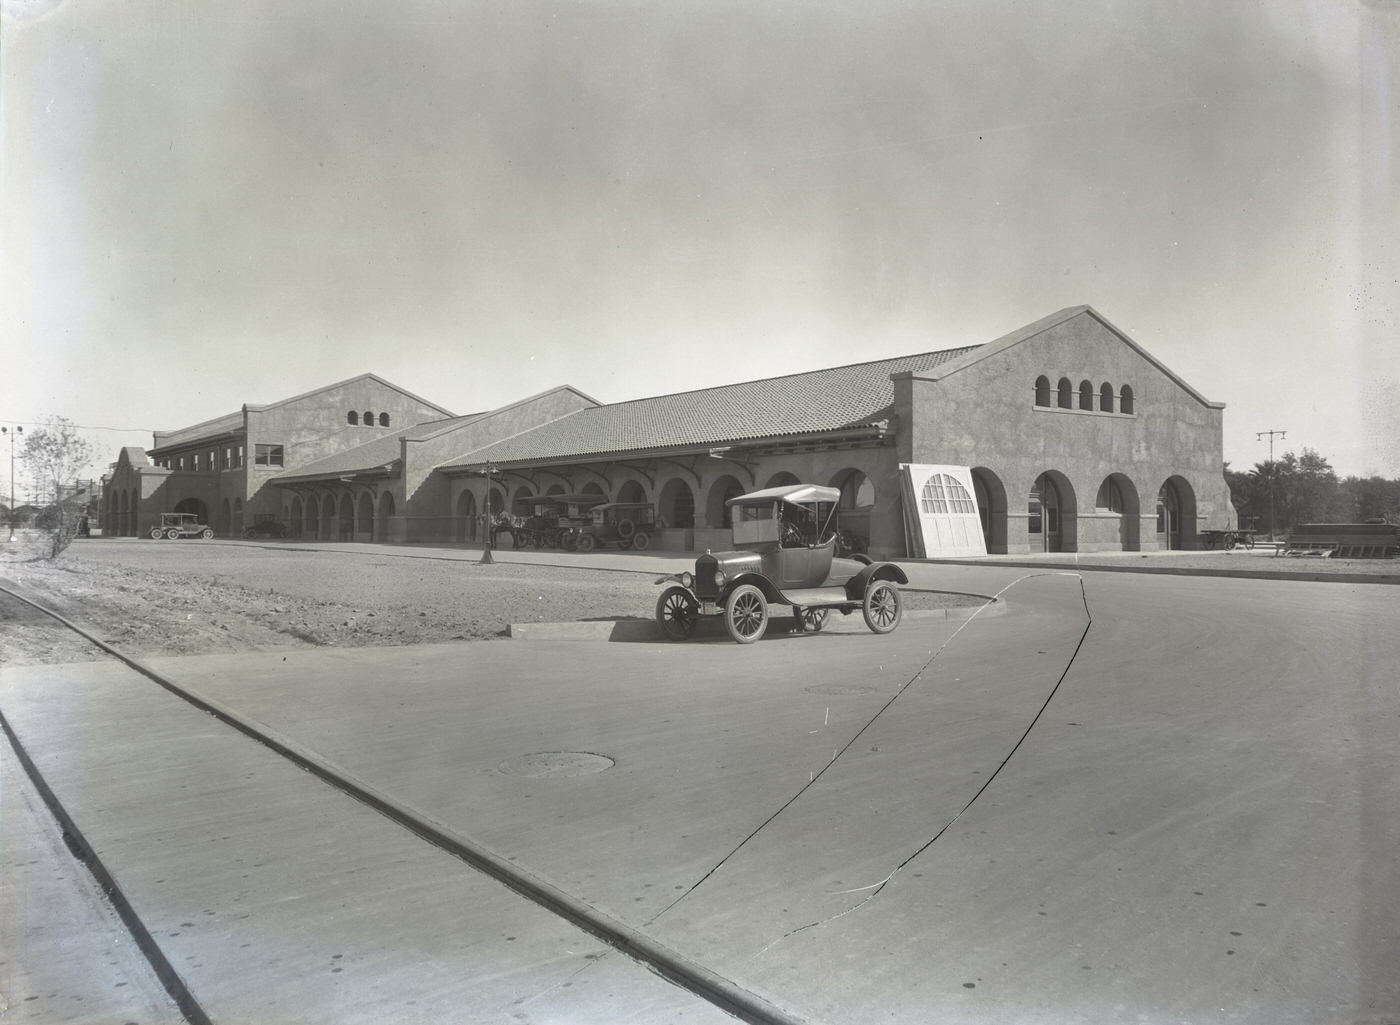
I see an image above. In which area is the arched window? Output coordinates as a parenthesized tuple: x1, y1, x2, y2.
(1095, 478, 1124, 512)
(919, 474, 977, 514)
(1034, 376, 1051, 406)
(1100, 382, 1115, 413)
(363, 410, 373, 426)
(347, 411, 359, 425)
(1057, 378, 1073, 408)
(1120, 385, 1134, 415)
(1079, 380, 1094, 410)
(378, 412, 390, 427)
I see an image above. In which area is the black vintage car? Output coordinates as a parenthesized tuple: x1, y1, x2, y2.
(578, 502, 656, 551)
(654, 484, 907, 644)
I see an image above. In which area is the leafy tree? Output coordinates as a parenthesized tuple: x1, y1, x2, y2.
(19, 417, 94, 559)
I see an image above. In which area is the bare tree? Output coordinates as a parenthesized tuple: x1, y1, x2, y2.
(20, 417, 95, 559)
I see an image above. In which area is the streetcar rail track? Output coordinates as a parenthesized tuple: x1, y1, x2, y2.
(0, 578, 810, 1025)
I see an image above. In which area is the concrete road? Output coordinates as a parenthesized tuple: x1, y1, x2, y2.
(2, 563, 1396, 1024)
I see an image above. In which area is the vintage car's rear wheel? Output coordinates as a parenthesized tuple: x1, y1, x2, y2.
(725, 584, 769, 644)
(200, 528, 214, 540)
(631, 530, 650, 551)
(796, 607, 828, 633)
(577, 532, 597, 552)
(655, 586, 699, 640)
(165, 528, 181, 540)
(862, 580, 902, 634)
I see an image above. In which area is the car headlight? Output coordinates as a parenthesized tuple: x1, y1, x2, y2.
(680, 572, 693, 589)
(713, 568, 726, 589)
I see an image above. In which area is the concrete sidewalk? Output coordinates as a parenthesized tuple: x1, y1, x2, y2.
(3, 567, 1395, 1023)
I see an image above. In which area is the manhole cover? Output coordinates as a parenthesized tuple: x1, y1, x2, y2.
(804, 683, 877, 696)
(497, 752, 615, 778)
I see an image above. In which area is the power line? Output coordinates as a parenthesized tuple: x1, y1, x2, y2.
(0, 419, 153, 433)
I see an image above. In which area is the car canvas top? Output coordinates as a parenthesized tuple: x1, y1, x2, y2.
(726, 484, 841, 507)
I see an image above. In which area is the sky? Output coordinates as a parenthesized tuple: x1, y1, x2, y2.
(2, 0, 1397, 492)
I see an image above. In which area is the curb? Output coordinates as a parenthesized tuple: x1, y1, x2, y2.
(510, 595, 1003, 641)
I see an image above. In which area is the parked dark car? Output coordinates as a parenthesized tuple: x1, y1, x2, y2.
(578, 502, 656, 551)
(244, 518, 289, 539)
(654, 484, 907, 643)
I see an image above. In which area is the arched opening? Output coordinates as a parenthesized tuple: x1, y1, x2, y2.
(347, 411, 359, 426)
(357, 492, 374, 541)
(1157, 476, 1197, 550)
(1034, 375, 1051, 406)
(363, 410, 374, 426)
(173, 497, 209, 523)
(338, 494, 354, 541)
(460, 490, 476, 542)
(290, 497, 304, 539)
(1100, 382, 1115, 413)
(832, 468, 876, 554)
(305, 495, 319, 539)
(1079, 380, 1094, 410)
(376, 492, 395, 542)
(617, 480, 647, 505)
(705, 475, 745, 530)
(378, 413, 390, 427)
(1057, 378, 1073, 409)
(765, 471, 800, 489)
(1030, 471, 1077, 552)
(1095, 473, 1141, 550)
(658, 478, 696, 528)
(1120, 384, 1135, 415)
(971, 467, 1008, 554)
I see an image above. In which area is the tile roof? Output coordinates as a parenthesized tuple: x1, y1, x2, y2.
(444, 345, 981, 467)
(270, 413, 486, 483)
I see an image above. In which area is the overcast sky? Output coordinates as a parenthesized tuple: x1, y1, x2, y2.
(2, 0, 1397, 488)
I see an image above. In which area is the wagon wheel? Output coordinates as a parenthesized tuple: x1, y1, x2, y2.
(150, 526, 164, 540)
(795, 607, 828, 633)
(1241, 533, 1255, 550)
(862, 580, 902, 634)
(655, 586, 699, 641)
(724, 584, 769, 644)
(577, 532, 597, 552)
(165, 527, 181, 540)
(201, 528, 214, 540)
(1224, 532, 1238, 550)
(630, 530, 651, 551)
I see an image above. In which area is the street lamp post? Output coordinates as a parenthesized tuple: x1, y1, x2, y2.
(479, 459, 496, 565)
(2, 425, 21, 541)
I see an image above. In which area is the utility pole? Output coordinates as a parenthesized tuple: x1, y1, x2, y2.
(2, 425, 21, 541)
(1257, 429, 1287, 541)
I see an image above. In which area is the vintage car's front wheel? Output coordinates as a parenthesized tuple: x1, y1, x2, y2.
(165, 528, 181, 540)
(655, 586, 699, 640)
(725, 584, 769, 644)
(577, 532, 597, 552)
(201, 528, 214, 540)
(630, 530, 650, 551)
(862, 580, 903, 634)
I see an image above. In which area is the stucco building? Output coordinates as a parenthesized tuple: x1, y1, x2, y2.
(107, 306, 1235, 556)
(103, 375, 453, 538)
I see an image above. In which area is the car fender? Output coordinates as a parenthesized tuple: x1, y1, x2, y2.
(843, 561, 909, 600)
(725, 572, 786, 605)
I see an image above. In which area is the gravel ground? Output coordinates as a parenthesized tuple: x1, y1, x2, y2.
(0, 536, 982, 667)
